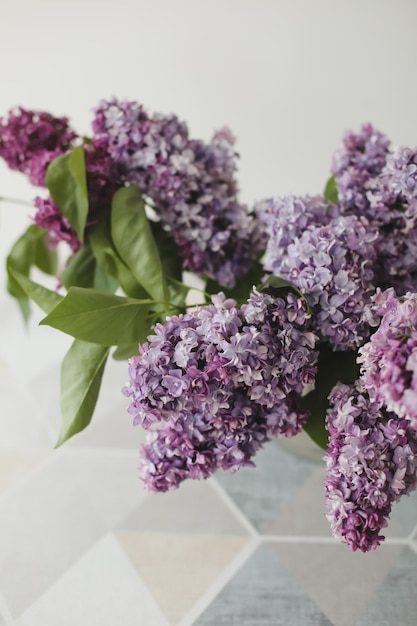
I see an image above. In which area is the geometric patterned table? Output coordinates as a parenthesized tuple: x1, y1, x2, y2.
(1, 297, 417, 626)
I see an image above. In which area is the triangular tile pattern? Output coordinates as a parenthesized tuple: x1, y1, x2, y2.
(268, 542, 404, 626)
(356, 547, 417, 626)
(116, 531, 249, 625)
(215, 441, 317, 533)
(195, 543, 332, 625)
(17, 534, 169, 626)
(0, 448, 50, 496)
(265, 466, 331, 537)
(118, 478, 247, 535)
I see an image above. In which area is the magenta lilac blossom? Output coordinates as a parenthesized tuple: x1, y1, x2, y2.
(324, 382, 417, 552)
(0, 107, 78, 186)
(358, 289, 417, 429)
(92, 98, 261, 287)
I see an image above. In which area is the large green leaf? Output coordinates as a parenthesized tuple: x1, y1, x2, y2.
(34, 231, 58, 275)
(89, 212, 148, 299)
(8, 269, 62, 314)
(111, 186, 168, 302)
(60, 244, 96, 289)
(40, 287, 154, 346)
(45, 146, 88, 242)
(57, 340, 110, 446)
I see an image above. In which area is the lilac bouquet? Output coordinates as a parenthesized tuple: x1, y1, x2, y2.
(3, 103, 417, 553)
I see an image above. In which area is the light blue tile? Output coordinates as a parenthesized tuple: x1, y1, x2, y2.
(215, 441, 316, 533)
(195, 544, 332, 626)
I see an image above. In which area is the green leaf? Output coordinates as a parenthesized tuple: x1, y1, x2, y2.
(57, 340, 110, 446)
(60, 244, 96, 289)
(112, 343, 140, 360)
(301, 344, 359, 449)
(93, 264, 119, 293)
(34, 231, 58, 275)
(6, 224, 56, 320)
(40, 287, 154, 346)
(323, 175, 339, 204)
(45, 146, 89, 242)
(89, 212, 148, 299)
(111, 186, 168, 302)
(8, 269, 63, 314)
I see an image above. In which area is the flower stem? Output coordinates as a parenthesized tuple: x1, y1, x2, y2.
(0, 196, 33, 208)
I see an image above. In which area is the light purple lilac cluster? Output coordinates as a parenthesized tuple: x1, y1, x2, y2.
(123, 290, 317, 491)
(324, 382, 417, 552)
(331, 125, 417, 292)
(331, 123, 390, 214)
(257, 196, 377, 349)
(358, 289, 417, 429)
(92, 98, 261, 287)
(33, 143, 123, 250)
(0, 107, 78, 186)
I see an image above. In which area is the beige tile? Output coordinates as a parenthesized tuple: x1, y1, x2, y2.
(116, 531, 249, 624)
(0, 448, 50, 496)
(118, 479, 247, 535)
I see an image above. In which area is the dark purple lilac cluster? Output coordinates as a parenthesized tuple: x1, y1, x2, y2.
(258, 200, 377, 349)
(92, 98, 261, 287)
(358, 289, 417, 429)
(324, 382, 417, 552)
(0, 107, 78, 186)
(123, 290, 317, 491)
(34, 142, 123, 249)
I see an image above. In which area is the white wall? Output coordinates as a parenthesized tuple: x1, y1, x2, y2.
(1, 0, 417, 283)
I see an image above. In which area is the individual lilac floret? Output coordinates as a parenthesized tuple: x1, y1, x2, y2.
(92, 98, 261, 287)
(0, 107, 78, 186)
(324, 382, 417, 552)
(331, 123, 390, 214)
(358, 289, 417, 429)
(34, 142, 122, 249)
(124, 290, 317, 491)
(261, 209, 378, 349)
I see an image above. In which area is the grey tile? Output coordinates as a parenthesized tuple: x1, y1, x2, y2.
(386, 489, 417, 538)
(215, 441, 317, 533)
(269, 542, 403, 626)
(356, 547, 417, 626)
(195, 543, 332, 626)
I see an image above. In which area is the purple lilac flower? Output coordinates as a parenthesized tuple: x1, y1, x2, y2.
(92, 98, 261, 287)
(33, 196, 80, 251)
(124, 290, 317, 491)
(365, 146, 417, 290)
(0, 107, 77, 186)
(331, 123, 390, 214)
(260, 205, 377, 349)
(34, 142, 122, 249)
(358, 289, 417, 429)
(324, 382, 417, 552)
(255, 194, 339, 255)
